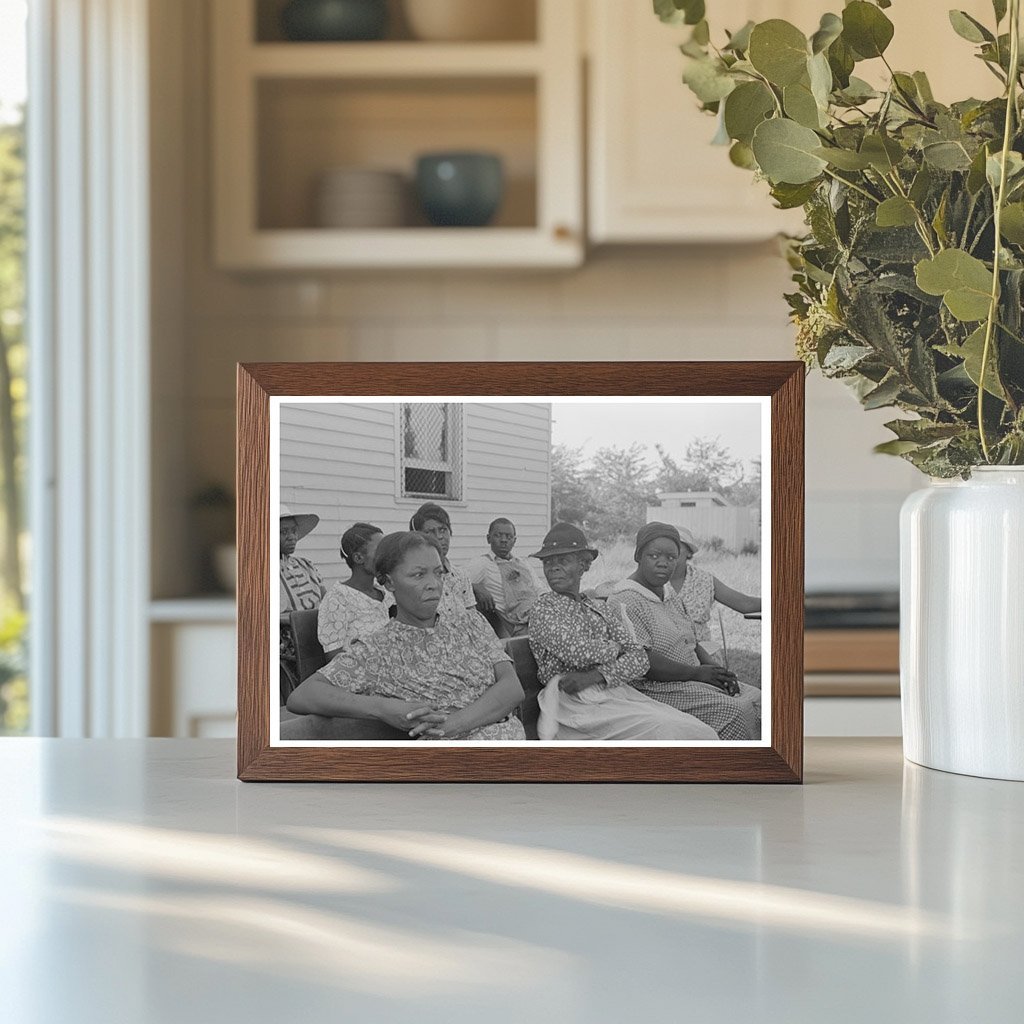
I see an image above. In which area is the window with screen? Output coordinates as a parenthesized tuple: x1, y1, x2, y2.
(399, 403, 462, 500)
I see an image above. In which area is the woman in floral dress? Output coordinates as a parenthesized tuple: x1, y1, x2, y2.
(407, 502, 479, 621)
(667, 526, 762, 687)
(317, 522, 391, 658)
(607, 523, 761, 740)
(287, 531, 525, 740)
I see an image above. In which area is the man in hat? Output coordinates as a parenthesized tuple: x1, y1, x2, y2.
(527, 523, 717, 741)
(280, 505, 325, 702)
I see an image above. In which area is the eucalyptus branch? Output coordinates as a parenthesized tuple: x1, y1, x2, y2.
(822, 167, 881, 205)
(978, 0, 1021, 461)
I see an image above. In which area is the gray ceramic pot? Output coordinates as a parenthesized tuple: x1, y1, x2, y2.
(415, 152, 505, 227)
(281, 0, 388, 42)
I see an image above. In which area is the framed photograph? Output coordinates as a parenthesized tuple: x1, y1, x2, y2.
(237, 362, 803, 782)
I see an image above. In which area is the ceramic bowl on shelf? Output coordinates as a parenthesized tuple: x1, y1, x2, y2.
(402, 0, 535, 42)
(414, 152, 504, 227)
(315, 167, 408, 228)
(280, 0, 388, 42)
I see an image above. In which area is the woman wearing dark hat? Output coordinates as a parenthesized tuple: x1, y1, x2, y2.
(280, 504, 326, 701)
(408, 502, 478, 621)
(605, 522, 761, 740)
(527, 523, 718, 740)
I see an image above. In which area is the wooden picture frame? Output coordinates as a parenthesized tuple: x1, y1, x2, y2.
(237, 362, 804, 782)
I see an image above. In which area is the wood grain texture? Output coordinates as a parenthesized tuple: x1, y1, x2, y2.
(237, 361, 805, 783)
(805, 629, 899, 674)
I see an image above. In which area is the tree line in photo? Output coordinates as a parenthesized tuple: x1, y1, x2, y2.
(280, 497, 762, 744)
(551, 435, 761, 543)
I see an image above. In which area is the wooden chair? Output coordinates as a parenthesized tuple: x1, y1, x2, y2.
(289, 608, 326, 683)
(504, 636, 542, 740)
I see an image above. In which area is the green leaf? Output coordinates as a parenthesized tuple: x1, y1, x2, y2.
(862, 374, 903, 409)
(770, 180, 820, 209)
(967, 144, 991, 194)
(723, 20, 755, 53)
(940, 325, 1006, 398)
(723, 81, 776, 144)
(842, 1, 895, 59)
(874, 439, 921, 455)
(807, 51, 833, 111)
(915, 250, 994, 322)
(751, 118, 828, 184)
(813, 146, 872, 170)
(876, 197, 918, 228)
(912, 71, 935, 104)
(729, 140, 757, 169)
(653, 0, 705, 26)
(909, 164, 933, 205)
(860, 133, 904, 173)
(810, 13, 843, 54)
(827, 35, 856, 89)
(948, 10, 994, 44)
(1000, 203, 1024, 245)
(748, 20, 809, 87)
(922, 140, 973, 171)
(682, 57, 737, 104)
(784, 80, 824, 129)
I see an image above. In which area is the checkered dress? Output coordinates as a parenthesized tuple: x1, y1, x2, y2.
(606, 581, 760, 741)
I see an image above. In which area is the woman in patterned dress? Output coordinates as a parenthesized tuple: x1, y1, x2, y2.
(286, 531, 525, 740)
(667, 526, 762, 687)
(527, 523, 717, 741)
(408, 502, 478, 621)
(279, 505, 326, 703)
(318, 522, 391, 659)
(606, 523, 760, 741)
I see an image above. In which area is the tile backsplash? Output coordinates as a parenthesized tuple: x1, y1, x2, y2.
(179, 247, 918, 594)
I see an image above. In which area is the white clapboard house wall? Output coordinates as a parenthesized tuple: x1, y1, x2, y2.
(279, 401, 553, 588)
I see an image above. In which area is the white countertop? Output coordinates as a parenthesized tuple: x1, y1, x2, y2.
(1, 738, 1020, 1023)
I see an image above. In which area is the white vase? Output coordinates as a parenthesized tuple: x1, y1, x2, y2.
(900, 467, 1024, 780)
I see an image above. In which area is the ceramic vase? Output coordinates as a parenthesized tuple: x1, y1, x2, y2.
(900, 467, 1024, 781)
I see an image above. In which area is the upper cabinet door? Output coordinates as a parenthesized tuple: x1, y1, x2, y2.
(211, 0, 584, 269)
(587, 0, 808, 243)
(587, 0, 1001, 245)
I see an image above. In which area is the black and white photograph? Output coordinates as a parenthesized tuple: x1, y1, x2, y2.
(273, 396, 770, 746)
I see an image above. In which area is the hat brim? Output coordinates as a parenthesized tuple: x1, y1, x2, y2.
(281, 512, 319, 540)
(530, 545, 599, 561)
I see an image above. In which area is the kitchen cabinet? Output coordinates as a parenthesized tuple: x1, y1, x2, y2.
(211, 0, 583, 269)
(586, 0, 999, 244)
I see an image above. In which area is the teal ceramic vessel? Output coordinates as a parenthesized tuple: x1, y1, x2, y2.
(415, 152, 505, 227)
(281, 0, 388, 42)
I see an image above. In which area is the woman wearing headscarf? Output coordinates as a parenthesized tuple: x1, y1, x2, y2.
(279, 504, 325, 701)
(408, 502, 478, 621)
(527, 523, 717, 741)
(606, 523, 761, 740)
(317, 522, 391, 659)
(287, 531, 525, 740)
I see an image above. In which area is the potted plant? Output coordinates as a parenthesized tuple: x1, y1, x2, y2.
(659, 0, 1024, 779)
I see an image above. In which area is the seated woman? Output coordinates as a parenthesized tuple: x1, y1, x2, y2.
(317, 522, 390, 659)
(408, 502, 478, 621)
(668, 525, 762, 687)
(279, 504, 325, 703)
(606, 523, 761, 741)
(527, 523, 717, 741)
(287, 531, 525, 741)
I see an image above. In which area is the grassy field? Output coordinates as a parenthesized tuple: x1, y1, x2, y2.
(582, 536, 763, 658)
